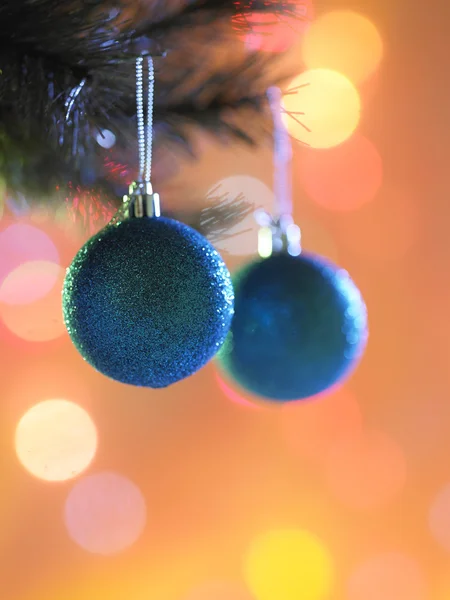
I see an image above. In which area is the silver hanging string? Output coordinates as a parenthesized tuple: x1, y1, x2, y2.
(125, 56, 160, 219)
(136, 56, 154, 184)
(267, 86, 293, 217)
(257, 87, 301, 257)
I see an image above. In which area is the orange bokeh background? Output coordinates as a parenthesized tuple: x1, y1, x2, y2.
(1, 1, 448, 600)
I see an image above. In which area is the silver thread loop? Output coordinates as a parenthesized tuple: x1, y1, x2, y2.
(129, 56, 159, 218)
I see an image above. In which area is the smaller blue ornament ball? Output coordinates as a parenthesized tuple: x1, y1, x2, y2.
(216, 253, 368, 401)
(63, 217, 234, 387)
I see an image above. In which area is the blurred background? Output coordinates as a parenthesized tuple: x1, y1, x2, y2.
(1, 0, 448, 599)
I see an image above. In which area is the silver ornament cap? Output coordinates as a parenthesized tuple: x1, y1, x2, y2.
(125, 181, 161, 219)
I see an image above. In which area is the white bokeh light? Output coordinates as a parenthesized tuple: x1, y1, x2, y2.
(96, 129, 116, 149)
(15, 400, 97, 482)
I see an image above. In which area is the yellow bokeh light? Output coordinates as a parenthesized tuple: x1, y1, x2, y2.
(302, 11, 383, 85)
(244, 529, 334, 600)
(283, 69, 361, 148)
(15, 400, 97, 482)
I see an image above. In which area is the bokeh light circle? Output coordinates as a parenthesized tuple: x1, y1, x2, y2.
(302, 10, 383, 84)
(0, 260, 61, 305)
(336, 186, 419, 261)
(205, 176, 274, 256)
(15, 399, 97, 482)
(347, 553, 427, 600)
(183, 580, 255, 600)
(429, 483, 450, 552)
(64, 471, 147, 555)
(298, 135, 383, 211)
(0, 263, 66, 342)
(325, 429, 406, 510)
(244, 529, 334, 600)
(0, 223, 59, 285)
(283, 69, 361, 148)
(96, 129, 116, 149)
(280, 387, 363, 463)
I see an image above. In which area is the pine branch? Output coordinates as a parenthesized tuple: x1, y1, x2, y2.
(0, 0, 306, 205)
(42, 180, 254, 246)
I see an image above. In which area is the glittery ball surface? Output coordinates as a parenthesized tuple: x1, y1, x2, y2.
(216, 253, 368, 401)
(63, 217, 234, 387)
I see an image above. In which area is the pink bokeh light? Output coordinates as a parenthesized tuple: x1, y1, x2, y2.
(0, 223, 59, 286)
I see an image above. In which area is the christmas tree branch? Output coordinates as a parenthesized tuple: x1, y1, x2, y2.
(0, 0, 306, 208)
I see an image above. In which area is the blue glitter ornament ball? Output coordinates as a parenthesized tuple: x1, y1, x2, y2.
(216, 252, 368, 401)
(63, 217, 234, 387)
